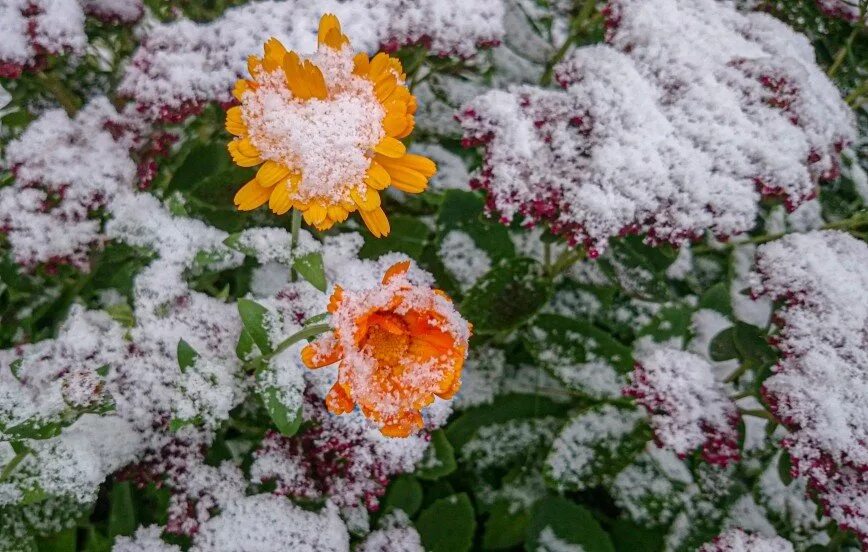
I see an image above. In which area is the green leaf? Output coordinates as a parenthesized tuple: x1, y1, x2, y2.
(416, 430, 457, 480)
(292, 252, 327, 292)
(545, 405, 651, 491)
(259, 385, 303, 437)
(709, 327, 738, 361)
(359, 215, 430, 260)
(36, 527, 76, 552)
(436, 190, 514, 261)
(446, 394, 569, 452)
(461, 258, 552, 334)
(526, 496, 614, 552)
(169, 418, 197, 432)
(777, 451, 793, 486)
(9, 358, 22, 380)
(4, 418, 63, 440)
(597, 236, 674, 302)
(637, 303, 693, 344)
(732, 322, 777, 369)
(415, 493, 476, 552)
(236, 328, 256, 360)
(303, 312, 330, 326)
(610, 519, 665, 552)
(176, 339, 199, 373)
(698, 282, 732, 316)
(237, 298, 274, 354)
(108, 482, 136, 538)
(382, 475, 423, 517)
(105, 303, 136, 328)
(483, 499, 530, 550)
(167, 142, 230, 193)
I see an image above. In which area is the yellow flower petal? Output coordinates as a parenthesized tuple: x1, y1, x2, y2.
(225, 106, 247, 136)
(232, 79, 249, 102)
(304, 60, 328, 100)
(373, 137, 406, 158)
(256, 161, 290, 188)
(303, 202, 328, 225)
(263, 37, 287, 70)
(228, 139, 261, 167)
(318, 14, 348, 49)
(353, 52, 370, 75)
(395, 114, 415, 139)
(350, 186, 381, 211)
(365, 162, 391, 190)
(327, 204, 349, 222)
(383, 112, 409, 137)
(359, 207, 390, 238)
(368, 53, 391, 80)
(268, 179, 293, 215)
(376, 156, 428, 193)
(374, 75, 397, 103)
(247, 55, 261, 77)
(384, 153, 437, 177)
(283, 51, 312, 100)
(234, 179, 271, 210)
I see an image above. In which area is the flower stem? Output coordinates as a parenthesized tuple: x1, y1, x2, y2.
(290, 209, 301, 282)
(37, 72, 81, 117)
(738, 408, 776, 422)
(0, 449, 28, 483)
(262, 323, 331, 362)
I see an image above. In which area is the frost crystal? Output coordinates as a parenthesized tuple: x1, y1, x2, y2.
(752, 230, 868, 544)
(0, 0, 85, 78)
(626, 348, 740, 467)
(458, 0, 853, 253)
(112, 526, 181, 552)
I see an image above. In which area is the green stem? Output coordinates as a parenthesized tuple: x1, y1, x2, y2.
(738, 408, 776, 422)
(549, 248, 586, 277)
(827, 26, 860, 78)
(37, 72, 81, 117)
(0, 450, 28, 483)
(289, 209, 301, 282)
(262, 323, 331, 362)
(724, 362, 750, 383)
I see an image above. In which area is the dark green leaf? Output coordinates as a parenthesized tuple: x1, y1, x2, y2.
(610, 519, 665, 552)
(109, 482, 136, 538)
(709, 327, 738, 361)
(359, 215, 429, 260)
(237, 298, 273, 354)
(292, 252, 327, 292)
(698, 282, 732, 316)
(415, 493, 476, 552)
(9, 358, 22, 380)
(36, 527, 76, 552)
(176, 339, 199, 373)
(638, 303, 693, 343)
(461, 258, 551, 334)
(259, 386, 303, 437)
(525, 496, 614, 552)
(236, 328, 255, 360)
(416, 430, 457, 480)
(483, 499, 530, 550)
(436, 190, 514, 261)
(4, 419, 62, 440)
(777, 452, 793, 486)
(382, 475, 423, 517)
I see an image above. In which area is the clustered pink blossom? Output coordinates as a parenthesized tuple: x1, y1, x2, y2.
(251, 394, 429, 510)
(814, 0, 861, 22)
(752, 230, 868, 545)
(624, 349, 740, 467)
(458, 0, 854, 255)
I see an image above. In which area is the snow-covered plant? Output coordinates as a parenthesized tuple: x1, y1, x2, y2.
(0, 0, 865, 551)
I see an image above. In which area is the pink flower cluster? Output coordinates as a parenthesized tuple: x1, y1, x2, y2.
(624, 349, 740, 467)
(458, 0, 854, 254)
(752, 230, 868, 545)
(251, 393, 429, 510)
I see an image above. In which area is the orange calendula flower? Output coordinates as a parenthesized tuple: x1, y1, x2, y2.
(227, 14, 435, 237)
(301, 261, 471, 437)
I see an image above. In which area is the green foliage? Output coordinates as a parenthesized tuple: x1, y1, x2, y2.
(415, 493, 476, 552)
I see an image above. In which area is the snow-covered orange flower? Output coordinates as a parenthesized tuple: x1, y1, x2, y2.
(301, 261, 471, 437)
(226, 14, 435, 237)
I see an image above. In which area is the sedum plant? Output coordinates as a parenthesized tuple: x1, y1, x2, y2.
(0, 0, 865, 551)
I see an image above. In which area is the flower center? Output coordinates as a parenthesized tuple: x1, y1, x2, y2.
(364, 313, 410, 367)
(241, 49, 385, 205)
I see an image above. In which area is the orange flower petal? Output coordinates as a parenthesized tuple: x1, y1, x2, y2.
(373, 137, 406, 158)
(382, 260, 411, 284)
(234, 179, 271, 211)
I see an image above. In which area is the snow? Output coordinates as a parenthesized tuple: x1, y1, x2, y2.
(698, 528, 794, 552)
(113, 526, 181, 552)
(120, 0, 504, 120)
(190, 495, 349, 552)
(626, 348, 740, 466)
(439, 230, 492, 291)
(357, 512, 423, 552)
(0, 0, 85, 73)
(80, 0, 142, 22)
(751, 230, 868, 544)
(458, 0, 853, 253)
(1, 100, 137, 269)
(536, 527, 586, 552)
